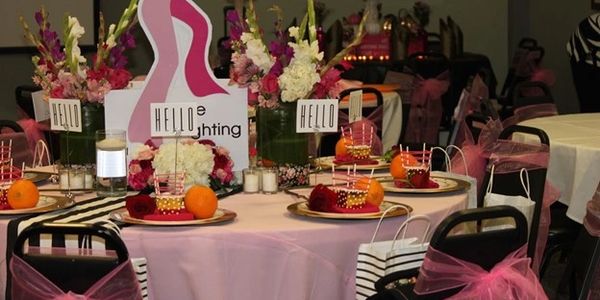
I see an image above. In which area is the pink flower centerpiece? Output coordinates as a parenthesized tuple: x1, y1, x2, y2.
(20, 1, 138, 104)
(128, 139, 236, 192)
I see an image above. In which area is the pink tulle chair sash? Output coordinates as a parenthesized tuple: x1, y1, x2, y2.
(502, 103, 558, 128)
(414, 245, 547, 299)
(404, 71, 450, 144)
(10, 254, 142, 300)
(16, 118, 49, 155)
(583, 182, 600, 299)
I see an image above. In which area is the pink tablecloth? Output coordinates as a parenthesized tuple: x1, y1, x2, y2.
(122, 188, 467, 299)
(0, 173, 468, 300)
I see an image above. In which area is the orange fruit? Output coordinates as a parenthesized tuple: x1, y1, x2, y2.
(184, 185, 218, 219)
(390, 153, 419, 179)
(356, 178, 385, 206)
(7, 179, 39, 209)
(335, 137, 348, 156)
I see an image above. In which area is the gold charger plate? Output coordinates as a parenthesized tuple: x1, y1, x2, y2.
(287, 201, 411, 220)
(23, 172, 52, 184)
(0, 195, 74, 215)
(380, 176, 470, 194)
(109, 208, 237, 226)
(313, 156, 390, 171)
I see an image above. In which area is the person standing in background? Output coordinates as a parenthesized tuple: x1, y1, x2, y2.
(567, 13, 600, 112)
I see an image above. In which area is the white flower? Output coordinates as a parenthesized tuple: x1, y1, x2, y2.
(288, 26, 300, 40)
(278, 61, 320, 102)
(152, 142, 215, 187)
(105, 36, 116, 50)
(68, 17, 85, 38)
(240, 32, 274, 72)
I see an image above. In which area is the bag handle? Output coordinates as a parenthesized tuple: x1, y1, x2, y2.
(32, 139, 52, 167)
(520, 168, 531, 199)
(486, 165, 531, 199)
(446, 145, 468, 176)
(430, 146, 450, 172)
(485, 164, 496, 195)
(391, 214, 432, 249)
(370, 204, 412, 244)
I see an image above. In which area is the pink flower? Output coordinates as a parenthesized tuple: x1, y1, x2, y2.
(50, 85, 64, 98)
(108, 68, 132, 89)
(260, 73, 279, 94)
(229, 53, 259, 86)
(129, 161, 143, 174)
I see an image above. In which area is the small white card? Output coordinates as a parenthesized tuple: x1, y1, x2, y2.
(150, 102, 198, 137)
(48, 99, 82, 132)
(296, 99, 338, 133)
(32, 90, 50, 122)
(348, 90, 363, 123)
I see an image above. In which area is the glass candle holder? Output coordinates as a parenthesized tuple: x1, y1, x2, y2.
(261, 167, 278, 194)
(58, 166, 85, 190)
(243, 168, 260, 193)
(96, 129, 127, 197)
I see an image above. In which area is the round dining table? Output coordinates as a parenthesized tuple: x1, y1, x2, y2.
(517, 113, 600, 223)
(0, 171, 470, 300)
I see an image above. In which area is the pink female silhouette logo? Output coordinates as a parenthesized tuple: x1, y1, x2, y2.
(129, 0, 228, 143)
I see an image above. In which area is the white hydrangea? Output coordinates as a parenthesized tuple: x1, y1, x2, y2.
(152, 142, 215, 187)
(240, 32, 274, 73)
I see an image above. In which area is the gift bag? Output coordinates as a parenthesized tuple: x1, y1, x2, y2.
(484, 166, 535, 233)
(355, 205, 430, 300)
(431, 145, 477, 209)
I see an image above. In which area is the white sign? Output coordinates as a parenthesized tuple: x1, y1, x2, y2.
(104, 80, 249, 171)
(150, 102, 198, 137)
(48, 98, 82, 132)
(296, 99, 338, 133)
(348, 90, 363, 123)
(31, 90, 50, 122)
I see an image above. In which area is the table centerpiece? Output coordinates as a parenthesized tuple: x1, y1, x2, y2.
(227, 0, 368, 187)
(20, 1, 138, 165)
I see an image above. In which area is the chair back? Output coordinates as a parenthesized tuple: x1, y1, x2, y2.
(478, 125, 549, 262)
(15, 85, 40, 119)
(406, 52, 450, 79)
(13, 223, 129, 294)
(464, 112, 489, 144)
(512, 81, 554, 109)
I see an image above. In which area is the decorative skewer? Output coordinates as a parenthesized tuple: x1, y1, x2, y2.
(331, 164, 335, 186)
(422, 143, 426, 165)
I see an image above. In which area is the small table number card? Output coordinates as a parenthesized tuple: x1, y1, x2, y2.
(296, 99, 339, 133)
(348, 90, 363, 123)
(48, 99, 82, 132)
(150, 102, 198, 137)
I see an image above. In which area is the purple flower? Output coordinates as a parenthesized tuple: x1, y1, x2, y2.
(226, 10, 244, 40)
(34, 12, 44, 26)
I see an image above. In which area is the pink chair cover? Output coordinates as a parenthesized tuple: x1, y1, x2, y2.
(452, 75, 489, 147)
(488, 139, 559, 274)
(404, 71, 450, 144)
(413, 245, 547, 299)
(16, 118, 49, 155)
(10, 254, 142, 300)
(583, 182, 600, 299)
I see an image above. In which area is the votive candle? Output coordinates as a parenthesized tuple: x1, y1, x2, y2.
(261, 168, 278, 194)
(243, 168, 260, 193)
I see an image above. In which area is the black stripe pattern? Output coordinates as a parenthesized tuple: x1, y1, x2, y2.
(567, 13, 600, 66)
(355, 243, 428, 300)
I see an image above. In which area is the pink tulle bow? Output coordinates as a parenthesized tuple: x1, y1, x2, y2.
(530, 69, 556, 88)
(584, 182, 600, 238)
(404, 71, 450, 144)
(10, 254, 142, 300)
(414, 245, 547, 300)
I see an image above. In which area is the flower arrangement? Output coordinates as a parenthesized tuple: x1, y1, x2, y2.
(128, 139, 236, 192)
(20, 0, 138, 103)
(227, 0, 367, 108)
